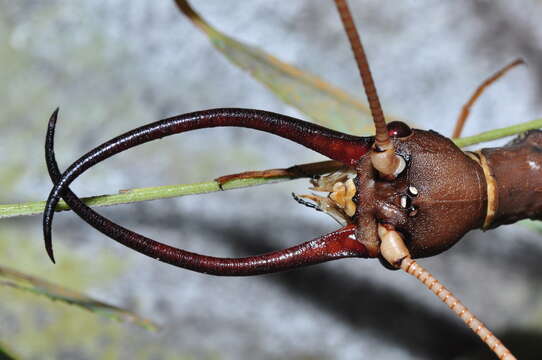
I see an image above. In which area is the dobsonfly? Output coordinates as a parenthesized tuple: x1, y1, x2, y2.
(40, 1, 542, 359)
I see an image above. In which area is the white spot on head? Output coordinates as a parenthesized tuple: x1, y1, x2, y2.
(400, 195, 408, 208)
(408, 186, 418, 196)
(528, 160, 540, 171)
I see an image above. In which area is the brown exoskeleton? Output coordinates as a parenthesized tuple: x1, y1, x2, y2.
(40, 1, 542, 359)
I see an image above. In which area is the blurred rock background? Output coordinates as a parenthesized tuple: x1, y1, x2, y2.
(1, 1, 542, 359)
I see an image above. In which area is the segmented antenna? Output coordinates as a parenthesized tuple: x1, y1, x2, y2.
(379, 225, 516, 359)
(401, 258, 516, 360)
(333, 0, 389, 147)
(334, 0, 404, 178)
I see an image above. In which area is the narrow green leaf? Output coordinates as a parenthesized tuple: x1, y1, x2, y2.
(174, 0, 402, 135)
(0, 265, 158, 331)
(0, 342, 18, 360)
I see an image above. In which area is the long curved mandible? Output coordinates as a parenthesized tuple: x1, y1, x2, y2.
(44, 109, 370, 273)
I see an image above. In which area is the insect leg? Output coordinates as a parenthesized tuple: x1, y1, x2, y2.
(453, 58, 525, 138)
(214, 160, 344, 190)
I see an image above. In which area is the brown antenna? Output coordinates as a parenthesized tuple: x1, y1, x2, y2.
(401, 258, 516, 360)
(334, 0, 404, 177)
(379, 225, 516, 360)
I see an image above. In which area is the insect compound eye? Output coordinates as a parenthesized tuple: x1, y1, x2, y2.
(387, 121, 412, 138)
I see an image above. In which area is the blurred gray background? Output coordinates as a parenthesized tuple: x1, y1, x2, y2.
(1, 1, 542, 359)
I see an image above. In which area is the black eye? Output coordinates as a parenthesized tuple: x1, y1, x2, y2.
(387, 121, 412, 138)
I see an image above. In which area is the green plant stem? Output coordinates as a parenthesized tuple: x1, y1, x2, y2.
(1, 119, 541, 219)
(0, 177, 285, 219)
(453, 118, 542, 147)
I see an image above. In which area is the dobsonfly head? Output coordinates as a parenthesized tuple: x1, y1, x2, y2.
(328, 0, 491, 263)
(296, 121, 488, 261)
(355, 126, 488, 260)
